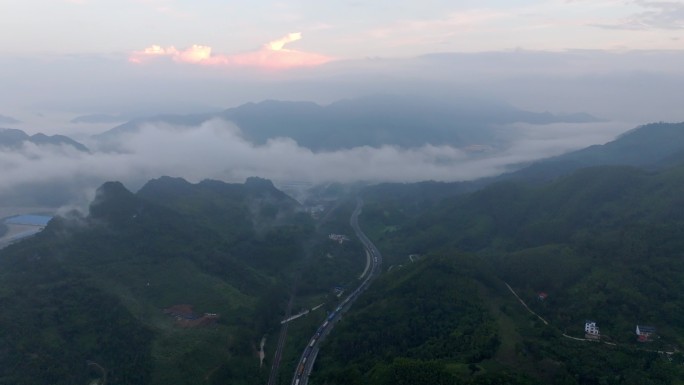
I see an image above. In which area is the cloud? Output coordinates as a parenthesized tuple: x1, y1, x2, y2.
(133, 0, 189, 17)
(70, 113, 133, 124)
(129, 32, 333, 69)
(0, 119, 629, 209)
(0, 114, 21, 124)
(361, 9, 507, 48)
(593, 1, 684, 30)
(3, 50, 683, 132)
(177, 45, 212, 63)
(268, 32, 302, 51)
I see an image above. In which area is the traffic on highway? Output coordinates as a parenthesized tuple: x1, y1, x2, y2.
(291, 198, 382, 385)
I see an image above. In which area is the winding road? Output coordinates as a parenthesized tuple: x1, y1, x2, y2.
(290, 198, 382, 385)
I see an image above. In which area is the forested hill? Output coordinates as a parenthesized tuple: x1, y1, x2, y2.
(138, 176, 301, 229)
(0, 177, 316, 385)
(313, 252, 684, 385)
(361, 121, 684, 214)
(349, 161, 684, 384)
(390, 163, 684, 255)
(312, 255, 527, 385)
(501, 121, 684, 183)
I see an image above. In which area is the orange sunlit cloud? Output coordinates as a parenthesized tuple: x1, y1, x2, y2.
(267, 32, 302, 50)
(129, 33, 333, 69)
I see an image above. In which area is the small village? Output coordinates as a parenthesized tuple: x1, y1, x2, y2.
(582, 320, 658, 343)
(535, 291, 660, 344)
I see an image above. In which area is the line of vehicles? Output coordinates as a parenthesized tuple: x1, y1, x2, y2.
(292, 200, 382, 385)
(293, 318, 329, 384)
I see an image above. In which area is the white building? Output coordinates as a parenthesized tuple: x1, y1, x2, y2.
(584, 320, 600, 339)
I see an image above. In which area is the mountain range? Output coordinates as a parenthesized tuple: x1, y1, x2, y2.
(0, 114, 21, 124)
(0, 173, 372, 384)
(2, 119, 684, 384)
(0, 95, 607, 208)
(318, 124, 684, 385)
(0, 176, 313, 384)
(501, 122, 684, 183)
(95, 95, 599, 151)
(0, 127, 88, 152)
(363, 121, 684, 212)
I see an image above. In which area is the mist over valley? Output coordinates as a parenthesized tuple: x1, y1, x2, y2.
(2, 1, 684, 384)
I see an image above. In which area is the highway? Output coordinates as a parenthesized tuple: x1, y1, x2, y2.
(290, 198, 382, 385)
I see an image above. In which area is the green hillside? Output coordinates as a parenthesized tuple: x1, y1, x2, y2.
(313, 253, 684, 385)
(372, 163, 684, 340)
(361, 122, 684, 213)
(0, 177, 361, 385)
(5, 123, 684, 384)
(337, 162, 684, 384)
(312, 255, 513, 385)
(503, 122, 684, 183)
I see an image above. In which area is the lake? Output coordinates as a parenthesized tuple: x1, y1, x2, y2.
(4, 215, 53, 226)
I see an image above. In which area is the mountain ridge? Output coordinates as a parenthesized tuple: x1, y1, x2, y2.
(362, 121, 684, 211)
(0, 127, 89, 152)
(95, 95, 600, 151)
(0, 175, 319, 384)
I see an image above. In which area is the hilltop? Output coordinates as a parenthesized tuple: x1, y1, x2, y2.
(363, 121, 684, 212)
(504, 121, 684, 183)
(0, 127, 88, 152)
(0, 176, 365, 385)
(95, 94, 599, 151)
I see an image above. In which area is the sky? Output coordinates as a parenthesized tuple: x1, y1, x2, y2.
(2, 0, 683, 57)
(0, 1, 683, 204)
(1, 1, 683, 127)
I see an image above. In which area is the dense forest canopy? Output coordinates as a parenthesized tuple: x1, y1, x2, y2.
(3, 122, 684, 384)
(0, 177, 363, 384)
(340, 160, 684, 384)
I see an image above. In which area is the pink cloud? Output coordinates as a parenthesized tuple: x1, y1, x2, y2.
(129, 33, 333, 69)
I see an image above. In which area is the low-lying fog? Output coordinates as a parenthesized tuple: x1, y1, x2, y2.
(1, 118, 630, 209)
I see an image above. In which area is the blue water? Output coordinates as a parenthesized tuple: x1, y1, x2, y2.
(4, 215, 53, 226)
(8, 229, 42, 241)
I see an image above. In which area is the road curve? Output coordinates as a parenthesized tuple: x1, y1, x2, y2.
(290, 198, 382, 385)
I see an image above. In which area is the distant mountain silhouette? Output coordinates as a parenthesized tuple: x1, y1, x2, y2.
(95, 95, 600, 151)
(502, 121, 684, 183)
(0, 114, 20, 124)
(70, 113, 131, 124)
(0, 128, 89, 152)
(364, 121, 684, 209)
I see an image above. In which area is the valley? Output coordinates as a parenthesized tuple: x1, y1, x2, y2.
(2, 122, 684, 384)
(307, 123, 684, 385)
(4, 3, 684, 383)
(0, 178, 367, 384)
(290, 198, 383, 385)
